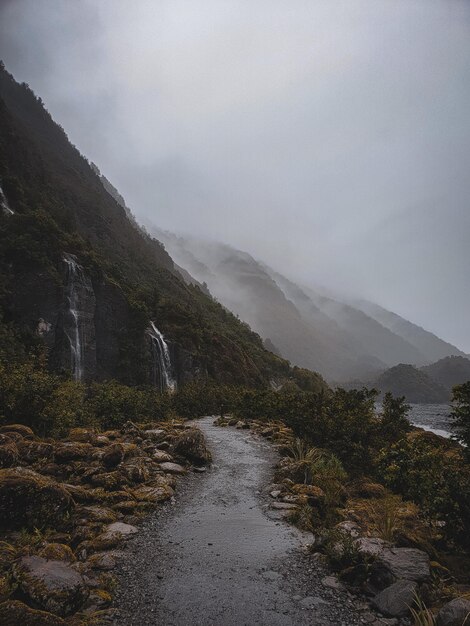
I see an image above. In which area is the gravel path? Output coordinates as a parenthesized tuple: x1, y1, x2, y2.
(113, 417, 383, 626)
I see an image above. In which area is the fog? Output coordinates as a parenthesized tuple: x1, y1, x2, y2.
(1, 0, 469, 351)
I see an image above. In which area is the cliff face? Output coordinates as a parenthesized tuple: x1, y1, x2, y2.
(0, 65, 290, 388)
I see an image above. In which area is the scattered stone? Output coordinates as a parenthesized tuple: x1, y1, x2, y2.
(13, 556, 89, 617)
(299, 596, 328, 609)
(357, 537, 388, 558)
(159, 462, 186, 475)
(103, 522, 138, 538)
(270, 490, 282, 498)
(371, 579, 417, 618)
(154, 450, 173, 463)
(322, 576, 344, 590)
(436, 597, 470, 626)
(143, 429, 166, 441)
(271, 501, 298, 510)
(87, 552, 117, 571)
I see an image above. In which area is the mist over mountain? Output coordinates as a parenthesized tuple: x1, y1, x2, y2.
(150, 228, 466, 383)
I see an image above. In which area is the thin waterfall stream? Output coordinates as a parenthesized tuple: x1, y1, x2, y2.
(147, 321, 177, 392)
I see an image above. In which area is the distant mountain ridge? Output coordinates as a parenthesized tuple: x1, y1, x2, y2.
(354, 300, 466, 363)
(150, 229, 465, 382)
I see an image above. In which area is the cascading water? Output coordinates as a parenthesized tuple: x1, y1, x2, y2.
(147, 321, 177, 392)
(63, 253, 85, 381)
(0, 183, 14, 215)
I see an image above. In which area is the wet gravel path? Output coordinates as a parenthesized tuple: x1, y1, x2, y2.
(113, 417, 378, 626)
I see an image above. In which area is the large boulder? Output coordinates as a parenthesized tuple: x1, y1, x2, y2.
(436, 597, 470, 626)
(171, 428, 211, 466)
(0, 600, 66, 625)
(0, 468, 74, 531)
(13, 556, 88, 617)
(372, 580, 417, 617)
(370, 547, 430, 589)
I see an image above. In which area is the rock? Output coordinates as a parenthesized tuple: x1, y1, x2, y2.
(235, 421, 249, 429)
(0, 424, 35, 439)
(82, 588, 112, 611)
(38, 544, 75, 563)
(75, 505, 117, 524)
(291, 484, 325, 503)
(357, 537, 388, 558)
(172, 429, 212, 466)
(121, 421, 142, 436)
(62, 484, 93, 503)
(87, 552, 117, 571)
(0, 468, 74, 531)
(102, 522, 138, 538)
(68, 428, 96, 443)
(322, 576, 344, 590)
(13, 556, 89, 617)
(299, 596, 328, 609)
(159, 462, 186, 475)
(91, 471, 124, 490)
(120, 459, 150, 483)
(18, 440, 54, 462)
(436, 597, 470, 626)
(154, 450, 173, 463)
(101, 443, 124, 469)
(270, 490, 282, 498)
(271, 502, 298, 510)
(54, 442, 92, 463)
(372, 580, 417, 618)
(132, 484, 174, 502)
(0, 442, 19, 468)
(143, 429, 166, 441)
(95, 435, 111, 446)
(336, 521, 361, 537)
(371, 547, 430, 588)
(0, 600, 66, 625)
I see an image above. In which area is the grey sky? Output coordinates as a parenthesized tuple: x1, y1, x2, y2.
(1, 0, 469, 350)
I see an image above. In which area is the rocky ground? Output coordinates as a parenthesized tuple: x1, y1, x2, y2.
(0, 419, 211, 624)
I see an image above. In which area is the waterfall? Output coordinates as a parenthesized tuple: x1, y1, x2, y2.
(0, 183, 14, 215)
(147, 321, 177, 392)
(63, 253, 85, 381)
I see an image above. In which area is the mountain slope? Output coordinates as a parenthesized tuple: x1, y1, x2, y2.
(373, 364, 449, 403)
(421, 356, 470, 394)
(355, 300, 465, 363)
(0, 64, 296, 388)
(153, 230, 440, 382)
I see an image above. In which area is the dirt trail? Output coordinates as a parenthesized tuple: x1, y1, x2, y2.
(113, 417, 373, 626)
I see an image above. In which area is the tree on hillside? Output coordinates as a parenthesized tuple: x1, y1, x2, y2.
(380, 392, 411, 442)
(451, 381, 470, 456)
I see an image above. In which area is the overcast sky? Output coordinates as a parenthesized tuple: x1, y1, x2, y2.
(1, 0, 469, 350)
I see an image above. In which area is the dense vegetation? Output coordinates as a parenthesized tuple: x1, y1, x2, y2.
(0, 63, 293, 387)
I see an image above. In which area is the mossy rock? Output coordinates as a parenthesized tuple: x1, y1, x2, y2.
(13, 555, 89, 617)
(0, 600, 66, 625)
(171, 429, 212, 466)
(38, 543, 75, 563)
(101, 443, 124, 469)
(68, 428, 97, 444)
(0, 442, 19, 468)
(0, 468, 74, 531)
(0, 424, 35, 439)
(18, 440, 54, 463)
(54, 442, 93, 464)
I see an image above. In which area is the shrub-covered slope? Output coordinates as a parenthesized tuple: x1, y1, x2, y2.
(0, 64, 297, 387)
